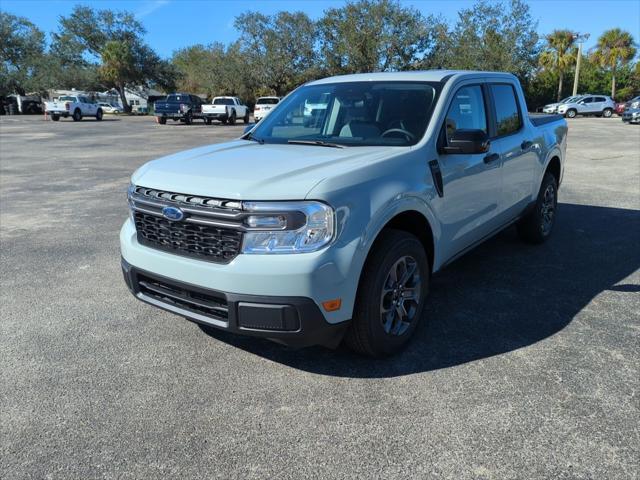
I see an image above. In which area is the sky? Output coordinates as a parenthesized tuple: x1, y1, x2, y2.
(2, 0, 639, 59)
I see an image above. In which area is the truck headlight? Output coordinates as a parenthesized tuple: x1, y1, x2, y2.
(127, 183, 136, 222)
(241, 201, 335, 254)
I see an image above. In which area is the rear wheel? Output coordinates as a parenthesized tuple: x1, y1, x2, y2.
(517, 172, 558, 244)
(344, 230, 429, 357)
(228, 110, 236, 125)
(244, 111, 250, 124)
(184, 112, 192, 125)
(205, 117, 212, 125)
(602, 108, 613, 118)
(51, 114, 60, 121)
(156, 116, 167, 124)
(72, 109, 82, 121)
(565, 109, 577, 119)
(96, 109, 103, 121)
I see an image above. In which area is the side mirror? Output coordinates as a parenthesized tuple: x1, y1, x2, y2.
(243, 123, 256, 134)
(441, 129, 490, 154)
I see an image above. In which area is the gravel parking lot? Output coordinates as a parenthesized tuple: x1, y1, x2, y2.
(1, 114, 639, 479)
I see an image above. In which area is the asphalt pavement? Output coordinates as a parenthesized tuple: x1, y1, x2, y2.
(1, 114, 639, 479)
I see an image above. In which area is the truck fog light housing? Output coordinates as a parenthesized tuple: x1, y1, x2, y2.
(241, 201, 335, 254)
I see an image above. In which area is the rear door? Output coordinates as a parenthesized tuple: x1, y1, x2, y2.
(435, 83, 503, 261)
(592, 96, 607, 113)
(487, 83, 538, 220)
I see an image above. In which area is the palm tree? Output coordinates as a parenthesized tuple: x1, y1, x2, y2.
(539, 30, 577, 102)
(592, 29, 637, 100)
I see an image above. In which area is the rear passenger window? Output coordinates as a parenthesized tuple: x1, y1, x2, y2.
(595, 97, 606, 102)
(445, 85, 487, 142)
(490, 84, 522, 136)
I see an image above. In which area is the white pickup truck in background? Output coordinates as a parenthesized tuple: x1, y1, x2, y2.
(44, 95, 103, 121)
(201, 96, 250, 125)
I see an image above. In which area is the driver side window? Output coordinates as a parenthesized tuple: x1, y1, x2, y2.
(445, 85, 487, 143)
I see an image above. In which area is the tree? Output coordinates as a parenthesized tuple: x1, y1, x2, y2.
(53, 5, 174, 111)
(0, 12, 45, 95)
(447, 0, 539, 84)
(591, 28, 637, 99)
(539, 30, 577, 101)
(318, 0, 440, 74)
(235, 11, 317, 95)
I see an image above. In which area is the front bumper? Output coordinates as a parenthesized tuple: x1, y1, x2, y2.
(122, 258, 348, 348)
(622, 110, 640, 123)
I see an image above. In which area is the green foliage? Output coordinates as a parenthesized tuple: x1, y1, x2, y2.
(0, 12, 45, 95)
(539, 30, 577, 101)
(591, 28, 636, 98)
(446, 0, 540, 82)
(318, 0, 440, 74)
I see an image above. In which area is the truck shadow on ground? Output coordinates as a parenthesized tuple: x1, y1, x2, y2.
(199, 203, 640, 378)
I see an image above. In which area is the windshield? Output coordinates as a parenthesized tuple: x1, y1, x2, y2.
(213, 98, 234, 105)
(249, 81, 440, 147)
(257, 97, 279, 105)
(58, 96, 77, 102)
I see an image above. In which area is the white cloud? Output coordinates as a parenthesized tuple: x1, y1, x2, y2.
(137, 0, 170, 18)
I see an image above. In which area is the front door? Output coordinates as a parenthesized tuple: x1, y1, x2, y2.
(434, 84, 503, 262)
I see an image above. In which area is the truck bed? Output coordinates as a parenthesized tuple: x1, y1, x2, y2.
(529, 114, 563, 127)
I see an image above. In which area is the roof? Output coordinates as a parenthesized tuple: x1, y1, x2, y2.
(307, 70, 517, 85)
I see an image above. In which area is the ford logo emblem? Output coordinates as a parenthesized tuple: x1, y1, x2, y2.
(162, 206, 184, 221)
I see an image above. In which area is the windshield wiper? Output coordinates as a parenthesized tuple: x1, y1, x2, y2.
(244, 132, 264, 144)
(287, 139, 346, 149)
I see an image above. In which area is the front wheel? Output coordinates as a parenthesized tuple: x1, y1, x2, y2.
(517, 172, 558, 244)
(602, 108, 613, 118)
(184, 112, 192, 125)
(565, 109, 577, 119)
(344, 230, 429, 357)
(96, 109, 103, 121)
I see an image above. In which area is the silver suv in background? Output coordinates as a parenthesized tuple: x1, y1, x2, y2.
(557, 95, 615, 118)
(542, 95, 585, 114)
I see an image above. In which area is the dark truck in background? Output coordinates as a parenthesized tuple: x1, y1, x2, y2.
(154, 93, 204, 125)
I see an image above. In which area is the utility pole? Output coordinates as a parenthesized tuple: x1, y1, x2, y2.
(572, 33, 590, 96)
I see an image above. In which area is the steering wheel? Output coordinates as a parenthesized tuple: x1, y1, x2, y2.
(381, 128, 415, 142)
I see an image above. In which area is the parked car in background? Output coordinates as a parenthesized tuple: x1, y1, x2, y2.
(623, 96, 640, 111)
(621, 108, 640, 124)
(98, 102, 122, 114)
(253, 96, 280, 122)
(154, 93, 204, 124)
(615, 102, 627, 116)
(557, 95, 615, 118)
(121, 70, 567, 357)
(542, 95, 584, 114)
(45, 95, 103, 121)
(202, 96, 250, 125)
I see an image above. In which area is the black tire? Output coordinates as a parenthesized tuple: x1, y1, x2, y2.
(228, 110, 236, 125)
(516, 172, 558, 244)
(565, 109, 577, 119)
(344, 229, 429, 357)
(51, 114, 60, 121)
(184, 112, 192, 125)
(72, 109, 82, 121)
(243, 111, 250, 124)
(205, 117, 212, 125)
(157, 116, 167, 125)
(96, 109, 103, 121)
(602, 108, 613, 118)
(221, 118, 228, 125)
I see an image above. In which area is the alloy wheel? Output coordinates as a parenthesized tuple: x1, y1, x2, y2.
(380, 255, 421, 336)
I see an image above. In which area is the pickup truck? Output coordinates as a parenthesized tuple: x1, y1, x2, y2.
(121, 70, 567, 357)
(154, 93, 204, 124)
(45, 95, 103, 121)
(202, 96, 250, 125)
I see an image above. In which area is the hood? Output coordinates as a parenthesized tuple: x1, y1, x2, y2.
(132, 140, 401, 200)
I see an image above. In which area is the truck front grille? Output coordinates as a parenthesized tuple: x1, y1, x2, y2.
(134, 212, 242, 263)
(129, 186, 245, 263)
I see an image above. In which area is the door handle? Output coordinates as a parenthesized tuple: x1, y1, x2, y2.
(521, 140, 533, 150)
(483, 153, 500, 164)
